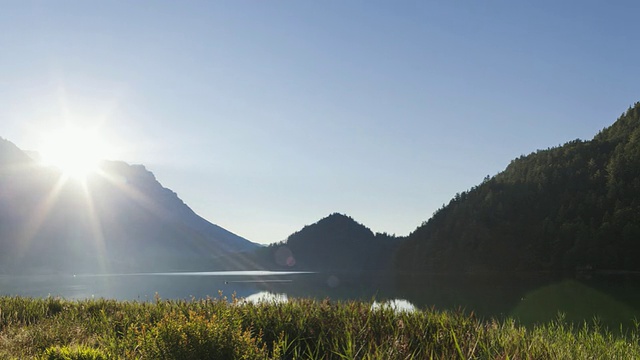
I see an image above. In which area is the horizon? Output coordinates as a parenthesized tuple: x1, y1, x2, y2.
(2, 2, 640, 244)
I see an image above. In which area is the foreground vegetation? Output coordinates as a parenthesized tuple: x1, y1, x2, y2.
(0, 295, 638, 359)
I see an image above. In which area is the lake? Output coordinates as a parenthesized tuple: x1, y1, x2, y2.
(1, 271, 639, 332)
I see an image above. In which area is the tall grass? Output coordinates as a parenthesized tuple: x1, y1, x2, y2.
(0, 294, 637, 359)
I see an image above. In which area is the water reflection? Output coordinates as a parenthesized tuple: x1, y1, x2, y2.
(129, 271, 310, 276)
(511, 279, 640, 328)
(1, 271, 639, 331)
(243, 291, 288, 304)
(371, 299, 416, 313)
(0, 271, 310, 301)
(393, 273, 640, 332)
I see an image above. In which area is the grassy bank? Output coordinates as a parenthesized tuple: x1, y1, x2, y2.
(0, 295, 638, 359)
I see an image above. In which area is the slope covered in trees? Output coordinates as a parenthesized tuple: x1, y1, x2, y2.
(247, 213, 403, 273)
(396, 102, 640, 273)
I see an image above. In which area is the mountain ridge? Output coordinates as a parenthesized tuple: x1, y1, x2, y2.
(0, 138, 258, 274)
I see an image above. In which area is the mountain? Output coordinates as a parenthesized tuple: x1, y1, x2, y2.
(395, 102, 640, 274)
(250, 213, 403, 274)
(0, 137, 258, 274)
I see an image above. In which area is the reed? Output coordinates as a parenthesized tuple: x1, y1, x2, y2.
(0, 295, 637, 359)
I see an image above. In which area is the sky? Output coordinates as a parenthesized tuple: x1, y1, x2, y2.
(1, 1, 639, 244)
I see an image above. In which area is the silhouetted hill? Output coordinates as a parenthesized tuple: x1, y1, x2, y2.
(0, 138, 258, 274)
(0, 137, 32, 164)
(396, 102, 640, 273)
(249, 213, 404, 273)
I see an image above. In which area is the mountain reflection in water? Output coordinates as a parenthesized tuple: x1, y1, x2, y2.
(1, 271, 639, 332)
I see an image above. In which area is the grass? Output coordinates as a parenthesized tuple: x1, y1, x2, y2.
(0, 294, 638, 359)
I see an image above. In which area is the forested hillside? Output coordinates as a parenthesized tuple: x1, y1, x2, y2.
(396, 103, 640, 273)
(248, 213, 403, 273)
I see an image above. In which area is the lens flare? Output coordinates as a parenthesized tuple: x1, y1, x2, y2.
(38, 127, 112, 181)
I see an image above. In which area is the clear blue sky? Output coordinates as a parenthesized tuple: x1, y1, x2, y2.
(2, 1, 639, 244)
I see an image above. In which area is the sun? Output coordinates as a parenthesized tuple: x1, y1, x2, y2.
(39, 127, 111, 180)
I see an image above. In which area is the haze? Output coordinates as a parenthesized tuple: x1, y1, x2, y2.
(2, 1, 639, 244)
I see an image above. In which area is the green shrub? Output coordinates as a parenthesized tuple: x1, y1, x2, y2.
(40, 345, 109, 360)
(130, 309, 275, 360)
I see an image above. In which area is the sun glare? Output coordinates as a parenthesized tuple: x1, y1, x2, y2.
(39, 127, 111, 180)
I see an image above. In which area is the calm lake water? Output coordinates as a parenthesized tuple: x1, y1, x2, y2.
(1, 271, 639, 331)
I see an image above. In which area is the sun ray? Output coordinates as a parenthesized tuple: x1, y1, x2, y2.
(95, 167, 171, 219)
(38, 126, 113, 182)
(15, 175, 67, 263)
(80, 180, 109, 274)
(94, 167, 260, 269)
(16, 121, 116, 272)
